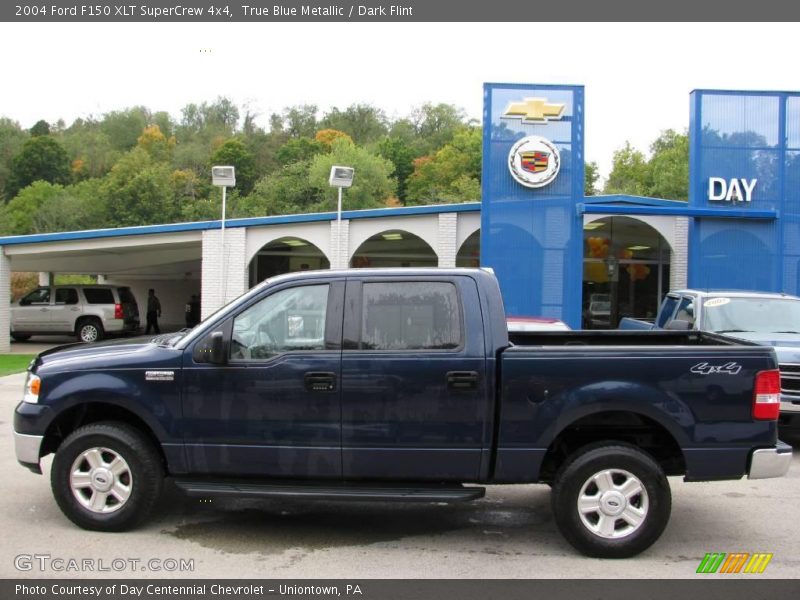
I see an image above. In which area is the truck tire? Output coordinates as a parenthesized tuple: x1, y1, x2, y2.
(551, 443, 671, 558)
(50, 422, 164, 532)
(11, 333, 31, 341)
(76, 318, 104, 343)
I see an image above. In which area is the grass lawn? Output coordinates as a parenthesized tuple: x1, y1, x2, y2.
(0, 354, 35, 377)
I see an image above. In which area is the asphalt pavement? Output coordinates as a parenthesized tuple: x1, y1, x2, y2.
(1, 370, 798, 579)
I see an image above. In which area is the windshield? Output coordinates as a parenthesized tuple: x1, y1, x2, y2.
(702, 296, 800, 334)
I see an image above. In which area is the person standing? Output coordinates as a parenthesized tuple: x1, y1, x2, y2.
(145, 288, 162, 334)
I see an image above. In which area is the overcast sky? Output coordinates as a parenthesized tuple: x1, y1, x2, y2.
(1, 22, 798, 177)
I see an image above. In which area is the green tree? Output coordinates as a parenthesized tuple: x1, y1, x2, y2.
(308, 138, 396, 210)
(275, 137, 325, 166)
(29, 120, 51, 137)
(137, 124, 175, 163)
(603, 142, 651, 196)
(6, 135, 71, 199)
(0, 179, 105, 234)
(320, 104, 388, 145)
(378, 135, 417, 203)
(603, 130, 689, 200)
(101, 147, 180, 226)
(270, 105, 318, 138)
(648, 130, 689, 200)
(61, 119, 119, 180)
(405, 127, 481, 204)
(238, 161, 323, 217)
(209, 138, 257, 195)
(179, 97, 239, 137)
(410, 103, 470, 153)
(100, 107, 150, 151)
(0, 118, 28, 201)
(584, 161, 600, 196)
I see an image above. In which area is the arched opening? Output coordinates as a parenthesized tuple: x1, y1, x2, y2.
(698, 224, 777, 291)
(456, 230, 481, 267)
(350, 230, 438, 268)
(248, 237, 330, 287)
(583, 216, 672, 328)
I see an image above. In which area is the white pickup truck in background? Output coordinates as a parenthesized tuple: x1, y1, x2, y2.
(619, 289, 800, 439)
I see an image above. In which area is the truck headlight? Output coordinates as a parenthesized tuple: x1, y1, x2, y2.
(23, 373, 41, 404)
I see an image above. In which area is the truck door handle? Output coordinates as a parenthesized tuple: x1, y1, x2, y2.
(446, 371, 479, 390)
(304, 372, 337, 392)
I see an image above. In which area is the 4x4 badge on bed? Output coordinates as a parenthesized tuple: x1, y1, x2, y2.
(690, 362, 742, 375)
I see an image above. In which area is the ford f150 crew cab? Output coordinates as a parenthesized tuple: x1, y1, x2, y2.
(13, 269, 792, 558)
(620, 289, 800, 438)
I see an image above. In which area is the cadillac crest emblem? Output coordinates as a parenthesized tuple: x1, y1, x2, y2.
(508, 135, 561, 188)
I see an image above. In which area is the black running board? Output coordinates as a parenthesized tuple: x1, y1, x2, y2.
(173, 480, 485, 503)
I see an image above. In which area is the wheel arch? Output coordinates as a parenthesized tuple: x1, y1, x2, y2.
(42, 401, 168, 473)
(537, 409, 686, 483)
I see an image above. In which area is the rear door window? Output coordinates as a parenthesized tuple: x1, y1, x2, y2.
(55, 288, 79, 305)
(360, 281, 462, 351)
(83, 288, 115, 304)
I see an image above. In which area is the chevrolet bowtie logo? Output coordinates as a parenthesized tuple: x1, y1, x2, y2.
(502, 98, 565, 123)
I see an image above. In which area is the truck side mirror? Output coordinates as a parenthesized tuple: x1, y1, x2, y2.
(210, 331, 227, 364)
(665, 319, 691, 331)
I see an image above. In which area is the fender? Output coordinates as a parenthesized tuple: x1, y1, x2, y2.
(536, 380, 693, 450)
(492, 379, 692, 482)
(41, 371, 181, 443)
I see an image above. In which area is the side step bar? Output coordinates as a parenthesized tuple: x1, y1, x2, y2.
(173, 479, 486, 503)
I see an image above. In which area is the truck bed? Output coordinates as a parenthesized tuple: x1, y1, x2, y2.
(496, 328, 777, 484)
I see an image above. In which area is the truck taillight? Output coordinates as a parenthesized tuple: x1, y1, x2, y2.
(114, 303, 123, 319)
(753, 369, 781, 420)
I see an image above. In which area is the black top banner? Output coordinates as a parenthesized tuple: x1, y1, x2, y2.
(3, 0, 800, 22)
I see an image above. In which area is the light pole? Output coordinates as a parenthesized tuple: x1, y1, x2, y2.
(328, 166, 354, 268)
(211, 165, 235, 303)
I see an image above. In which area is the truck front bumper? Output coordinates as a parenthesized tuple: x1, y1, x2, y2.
(748, 441, 793, 479)
(14, 431, 43, 473)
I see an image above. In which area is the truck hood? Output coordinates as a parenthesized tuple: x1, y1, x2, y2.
(34, 336, 172, 372)
(724, 331, 800, 363)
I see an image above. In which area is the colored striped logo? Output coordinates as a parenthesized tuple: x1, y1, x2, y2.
(696, 552, 773, 574)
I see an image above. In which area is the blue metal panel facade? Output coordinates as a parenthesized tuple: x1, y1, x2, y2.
(481, 83, 584, 326)
(689, 90, 797, 292)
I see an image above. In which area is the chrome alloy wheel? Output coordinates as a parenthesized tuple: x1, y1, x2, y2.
(79, 324, 99, 343)
(576, 468, 649, 539)
(69, 447, 133, 513)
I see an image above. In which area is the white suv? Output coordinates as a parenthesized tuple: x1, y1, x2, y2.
(10, 285, 140, 343)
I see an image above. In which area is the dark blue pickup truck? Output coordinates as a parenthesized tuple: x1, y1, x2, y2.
(13, 269, 792, 558)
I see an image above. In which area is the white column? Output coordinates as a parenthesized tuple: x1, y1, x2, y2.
(201, 228, 248, 320)
(38, 272, 53, 286)
(670, 217, 689, 290)
(0, 249, 10, 353)
(329, 219, 350, 269)
(437, 213, 458, 268)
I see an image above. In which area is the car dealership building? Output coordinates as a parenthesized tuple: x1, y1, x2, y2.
(1, 84, 798, 351)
